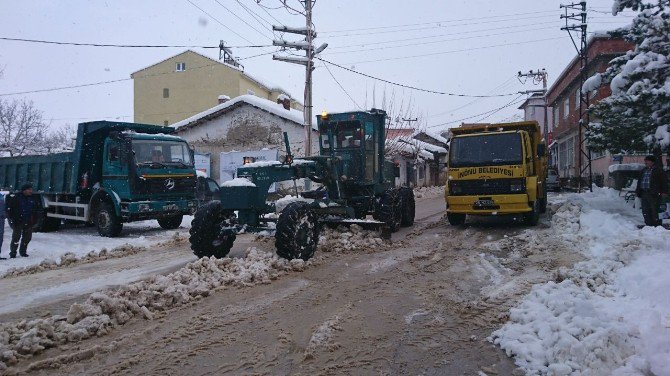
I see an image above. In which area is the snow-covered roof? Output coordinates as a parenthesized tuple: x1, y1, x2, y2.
(608, 163, 645, 173)
(413, 129, 449, 146)
(218, 95, 231, 100)
(171, 95, 304, 130)
(386, 136, 446, 161)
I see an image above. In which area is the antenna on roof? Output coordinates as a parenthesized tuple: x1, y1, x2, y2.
(219, 40, 244, 71)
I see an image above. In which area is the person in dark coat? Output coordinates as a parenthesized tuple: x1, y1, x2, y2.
(0, 192, 6, 260)
(636, 155, 669, 226)
(5, 183, 38, 258)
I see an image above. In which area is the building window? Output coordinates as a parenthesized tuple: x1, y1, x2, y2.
(163, 88, 169, 98)
(554, 107, 559, 127)
(247, 89, 255, 95)
(176, 62, 186, 72)
(164, 120, 168, 126)
(575, 89, 580, 110)
(566, 137, 575, 168)
(558, 141, 567, 170)
(563, 99, 569, 119)
(529, 106, 535, 116)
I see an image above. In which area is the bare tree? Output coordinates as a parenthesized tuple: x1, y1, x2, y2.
(0, 98, 51, 156)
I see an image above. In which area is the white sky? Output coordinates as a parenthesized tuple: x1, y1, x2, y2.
(0, 0, 635, 135)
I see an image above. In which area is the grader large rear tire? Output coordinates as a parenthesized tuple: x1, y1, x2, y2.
(189, 201, 235, 258)
(399, 187, 415, 227)
(275, 202, 319, 261)
(374, 189, 402, 232)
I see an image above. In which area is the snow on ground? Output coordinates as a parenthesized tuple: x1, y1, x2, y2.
(414, 185, 445, 199)
(0, 217, 193, 278)
(490, 187, 670, 376)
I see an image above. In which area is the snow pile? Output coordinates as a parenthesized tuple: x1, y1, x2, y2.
(491, 187, 670, 375)
(304, 315, 342, 359)
(0, 248, 306, 370)
(414, 185, 445, 199)
(582, 72, 602, 93)
(220, 177, 256, 187)
(274, 195, 313, 213)
(608, 163, 645, 173)
(318, 224, 388, 254)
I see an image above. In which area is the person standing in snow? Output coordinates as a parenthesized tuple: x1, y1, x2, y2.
(5, 183, 38, 258)
(636, 155, 669, 227)
(0, 192, 6, 260)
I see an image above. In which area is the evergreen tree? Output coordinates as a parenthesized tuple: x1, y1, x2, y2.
(585, 0, 670, 165)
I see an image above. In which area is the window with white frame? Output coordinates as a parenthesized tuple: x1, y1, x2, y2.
(176, 62, 186, 72)
(563, 98, 569, 119)
(554, 107, 559, 127)
(566, 137, 575, 168)
(558, 141, 567, 170)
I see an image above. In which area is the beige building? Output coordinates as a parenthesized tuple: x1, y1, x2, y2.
(131, 50, 301, 126)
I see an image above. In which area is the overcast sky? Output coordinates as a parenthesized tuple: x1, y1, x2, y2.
(0, 0, 635, 134)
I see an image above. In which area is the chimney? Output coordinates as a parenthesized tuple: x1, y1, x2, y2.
(276, 94, 291, 110)
(218, 95, 231, 104)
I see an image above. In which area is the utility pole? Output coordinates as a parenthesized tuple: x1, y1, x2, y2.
(272, 1, 327, 158)
(518, 69, 549, 145)
(561, 1, 591, 192)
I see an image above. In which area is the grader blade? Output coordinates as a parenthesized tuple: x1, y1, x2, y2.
(320, 218, 391, 239)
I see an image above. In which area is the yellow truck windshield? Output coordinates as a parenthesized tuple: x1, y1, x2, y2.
(449, 133, 522, 168)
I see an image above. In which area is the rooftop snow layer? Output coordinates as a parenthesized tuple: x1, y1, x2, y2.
(171, 95, 304, 129)
(608, 163, 645, 173)
(220, 177, 256, 187)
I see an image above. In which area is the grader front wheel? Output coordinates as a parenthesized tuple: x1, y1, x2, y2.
(275, 202, 320, 261)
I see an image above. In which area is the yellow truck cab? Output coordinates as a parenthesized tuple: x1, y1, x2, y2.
(444, 121, 548, 226)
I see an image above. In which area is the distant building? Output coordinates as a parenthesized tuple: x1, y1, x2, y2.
(131, 50, 302, 126)
(546, 35, 634, 185)
(518, 93, 552, 143)
(171, 95, 317, 184)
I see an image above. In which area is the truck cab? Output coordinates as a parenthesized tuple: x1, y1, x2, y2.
(445, 121, 547, 226)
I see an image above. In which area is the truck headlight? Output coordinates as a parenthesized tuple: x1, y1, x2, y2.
(510, 179, 525, 193)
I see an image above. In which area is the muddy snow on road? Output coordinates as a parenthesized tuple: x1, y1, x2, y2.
(0, 190, 664, 375)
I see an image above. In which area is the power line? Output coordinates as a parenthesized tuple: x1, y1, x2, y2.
(425, 76, 518, 119)
(319, 57, 520, 97)
(321, 62, 361, 110)
(427, 95, 525, 129)
(0, 36, 271, 49)
(338, 36, 565, 65)
(320, 9, 560, 34)
(185, 0, 255, 45)
(212, 0, 273, 41)
(234, 0, 274, 27)
(254, 1, 286, 24)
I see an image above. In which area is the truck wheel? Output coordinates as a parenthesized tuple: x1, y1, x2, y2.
(96, 203, 123, 237)
(399, 187, 415, 227)
(447, 213, 466, 226)
(373, 189, 402, 232)
(275, 202, 319, 261)
(539, 197, 547, 214)
(189, 201, 235, 258)
(158, 215, 183, 230)
(524, 201, 540, 226)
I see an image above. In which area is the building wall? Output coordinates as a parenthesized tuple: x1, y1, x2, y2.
(132, 51, 301, 126)
(175, 104, 318, 183)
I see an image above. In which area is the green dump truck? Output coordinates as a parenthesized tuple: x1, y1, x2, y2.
(0, 121, 198, 237)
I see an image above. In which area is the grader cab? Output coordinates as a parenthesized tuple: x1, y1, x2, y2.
(188, 109, 415, 261)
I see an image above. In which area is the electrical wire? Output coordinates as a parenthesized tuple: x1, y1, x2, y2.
(234, 0, 274, 27)
(427, 95, 525, 129)
(185, 0, 256, 44)
(337, 36, 565, 65)
(212, 0, 273, 41)
(319, 58, 520, 97)
(321, 61, 362, 110)
(0, 37, 271, 49)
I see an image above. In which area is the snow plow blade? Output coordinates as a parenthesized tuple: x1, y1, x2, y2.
(320, 218, 391, 239)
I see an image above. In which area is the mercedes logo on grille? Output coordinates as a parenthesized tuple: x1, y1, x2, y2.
(165, 178, 176, 190)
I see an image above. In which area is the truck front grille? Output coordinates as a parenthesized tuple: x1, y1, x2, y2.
(449, 179, 519, 196)
(138, 176, 196, 194)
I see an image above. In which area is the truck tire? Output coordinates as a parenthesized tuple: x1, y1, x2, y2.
(524, 201, 540, 226)
(539, 197, 547, 214)
(399, 187, 415, 227)
(373, 189, 402, 232)
(96, 202, 123, 237)
(158, 215, 183, 230)
(189, 201, 235, 258)
(447, 213, 466, 226)
(275, 202, 319, 261)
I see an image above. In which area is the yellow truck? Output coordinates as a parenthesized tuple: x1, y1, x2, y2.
(444, 121, 547, 226)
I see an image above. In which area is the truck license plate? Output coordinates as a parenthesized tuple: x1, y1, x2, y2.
(474, 199, 495, 207)
(163, 204, 179, 211)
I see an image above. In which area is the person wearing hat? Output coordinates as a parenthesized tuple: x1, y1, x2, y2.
(636, 155, 669, 227)
(5, 183, 38, 258)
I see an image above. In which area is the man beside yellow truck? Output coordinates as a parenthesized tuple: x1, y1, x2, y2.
(444, 121, 548, 226)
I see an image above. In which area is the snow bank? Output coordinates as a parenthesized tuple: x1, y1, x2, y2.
(318, 224, 388, 254)
(608, 163, 644, 173)
(0, 247, 307, 370)
(414, 185, 445, 199)
(491, 187, 670, 375)
(220, 177, 256, 187)
(0, 218, 192, 278)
